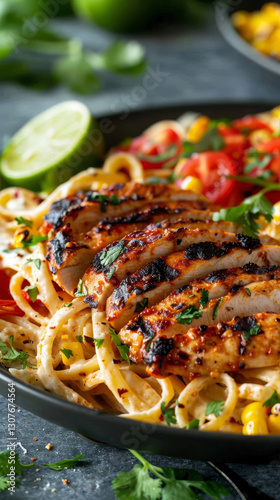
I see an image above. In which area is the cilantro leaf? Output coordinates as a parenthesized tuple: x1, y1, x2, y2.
(183, 127, 224, 158)
(212, 298, 222, 320)
(15, 217, 33, 228)
(189, 419, 200, 429)
(263, 390, 280, 409)
(60, 348, 73, 360)
(23, 285, 38, 302)
(76, 335, 83, 343)
(41, 454, 85, 470)
(176, 305, 203, 325)
(135, 298, 148, 313)
(22, 234, 48, 248)
(112, 464, 162, 500)
(0, 336, 29, 369)
(100, 241, 126, 267)
(75, 279, 88, 298)
(0, 476, 11, 491)
(242, 324, 261, 342)
(25, 258, 41, 270)
(212, 192, 274, 237)
(91, 193, 110, 212)
(198, 289, 208, 308)
(205, 401, 224, 418)
(64, 302, 72, 307)
(110, 194, 121, 206)
(94, 338, 104, 349)
(109, 326, 130, 363)
(106, 265, 116, 280)
(161, 401, 177, 426)
(0, 450, 34, 476)
(244, 150, 273, 173)
(245, 288, 251, 296)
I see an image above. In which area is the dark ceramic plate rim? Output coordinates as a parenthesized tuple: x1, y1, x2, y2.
(215, 1, 280, 76)
(1, 102, 280, 464)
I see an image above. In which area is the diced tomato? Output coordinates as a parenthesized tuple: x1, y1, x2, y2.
(259, 138, 280, 155)
(0, 300, 24, 317)
(233, 116, 273, 133)
(0, 269, 13, 300)
(117, 128, 183, 170)
(175, 151, 237, 205)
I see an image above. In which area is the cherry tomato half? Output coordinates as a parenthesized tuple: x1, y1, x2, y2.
(175, 151, 237, 205)
(259, 138, 280, 155)
(233, 116, 273, 133)
(0, 300, 24, 317)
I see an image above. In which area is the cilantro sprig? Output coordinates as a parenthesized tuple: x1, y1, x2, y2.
(41, 454, 85, 471)
(15, 217, 33, 228)
(0, 336, 34, 369)
(176, 305, 203, 325)
(109, 326, 130, 363)
(112, 450, 230, 500)
(0, 450, 33, 491)
(161, 401, 177, 426)
(205, 401, 224, 418)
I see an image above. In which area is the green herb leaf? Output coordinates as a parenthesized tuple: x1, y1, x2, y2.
(76, 335, 83, 343)
(245, 288, 251, 296)
(210, 118, 233, 128)
(0, 336, 29, 369)
(15, 217, 33, 228)
(205, 400, 224, 418)
(242, 324, 261, 342)
(189, 419, 200, 430)
(110, 194, 121, 206)
(198, 289, 209, 308)
(244, 150, 273, 173)
(0, 450, 34, 476)
(212, 298, 222, 320)
(161, 401, 177, 426)
(60, 348, 73, 360)
(94, 338, 104, 349)
(145, 337, 153, 353)
(91, 193, 109, 212)
(26, 258, 41, 270)
(109, 326, 130, 363)
(0, 476, 11, 491)
(54, 54, 100, 94)
(112, 464, 162, 500)
(64, 302, 72, 307)
(212, 192, 274, 237)
(96, 41, 146, 75)
(106, 265, 116, 280)
(100, 241, 126, 268)
(135, 298, 148, 313)
(22, 234, 48, 248)
(183, 127, 225, 158)
(23, 285, 38, 302)
(75, 279, 88, 298)
(138, 145, 177, 164)
(176, 305, 203, 325)
(263, 390, 280, 409)
(41, 454, 85, 471)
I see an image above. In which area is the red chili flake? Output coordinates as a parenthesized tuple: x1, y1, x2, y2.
(30, 458, 36, 462)
(27, 421, 30, 424)
(117, 388, 128, 397)
(229, 417, 236, 423)
(62, 479, 70, 486)
(79, 372, 86, 377)
(178, 403, 185, 409)
(50, 326, 56, 330)
(32, 438, 38, 442)
(159, 414, 164, 422)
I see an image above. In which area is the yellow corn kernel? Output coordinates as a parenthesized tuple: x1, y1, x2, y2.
(187, 116, 210, 143)
(241, 402, 269, 435)
(181, 176, 203, 194)
(249, 129, 272, 148)
(61, 341, 84, 366)
(272, 105, 280, 117)
(61, 334, 69, 341)
(268, 404, 280, 434)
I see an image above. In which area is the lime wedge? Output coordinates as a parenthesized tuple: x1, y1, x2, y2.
(0, 101, 103, 192)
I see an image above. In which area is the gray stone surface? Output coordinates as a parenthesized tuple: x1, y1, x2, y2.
(0, 9, 280, 500)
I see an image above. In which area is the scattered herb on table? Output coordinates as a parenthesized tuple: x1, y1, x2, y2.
(41, 454, 85, 470)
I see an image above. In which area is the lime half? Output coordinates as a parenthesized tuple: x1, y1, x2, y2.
(1, 101, 103, 192)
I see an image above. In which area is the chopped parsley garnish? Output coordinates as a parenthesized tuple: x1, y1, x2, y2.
(244, 150, 273, 173)
(213, 191, 274, 237)
(75, 279, 88, 297)
(25, 258, 41, 270)
(183, 127, 224, 158)
(245, 288, 251, 296)
(109, 326, 130, 363)
(205, 400, 224, 418)
(199, 289, 209, 308)
(160, 401, 177, 426)
(106, 265, 116, 280)
(76, 335, 83, 343)
(189, 419, 200, 429)
(110, 194, 121, 206)
(0, 336, 30, 369)
(91, 193, 121, 212)
(64, 302, 73, 307)
(22, 234, 48, 248)
(112, 449, 229, 500)
(94, 338, 104, 348)
(60, 348, 73, 360)
(242, 324, 261, 342)
(135, 297, 148, 313)
(176, 305, 203, 325)
(23, 285, 38, 302)
(100, 241, 126, 267)
(263, 390, 280, 409)
(212, 298, 222, 320)
(41, 454, 85, 470)
(138, 145, 177, 163)
(15, 217, 33, 228)
(145, 337, 153, 353)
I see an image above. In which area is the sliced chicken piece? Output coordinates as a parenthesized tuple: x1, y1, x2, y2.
(43, 182, 213, 235)
(118, 280, 280, 377)
(108, 237, 277, 330)
(46, 214, 237, 294)
(143, 312, 280, 378)
(83, 228, 243, 308)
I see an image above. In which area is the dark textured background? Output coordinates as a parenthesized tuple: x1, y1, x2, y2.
(0, 9, 280, 500)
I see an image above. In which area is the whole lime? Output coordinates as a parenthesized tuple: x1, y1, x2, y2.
(72, 0, 160, 33)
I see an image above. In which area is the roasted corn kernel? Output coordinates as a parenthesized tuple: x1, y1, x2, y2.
(187, 116, 210, 143)
(241, 402, 269, 435)
(181, 176, 203, 194)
